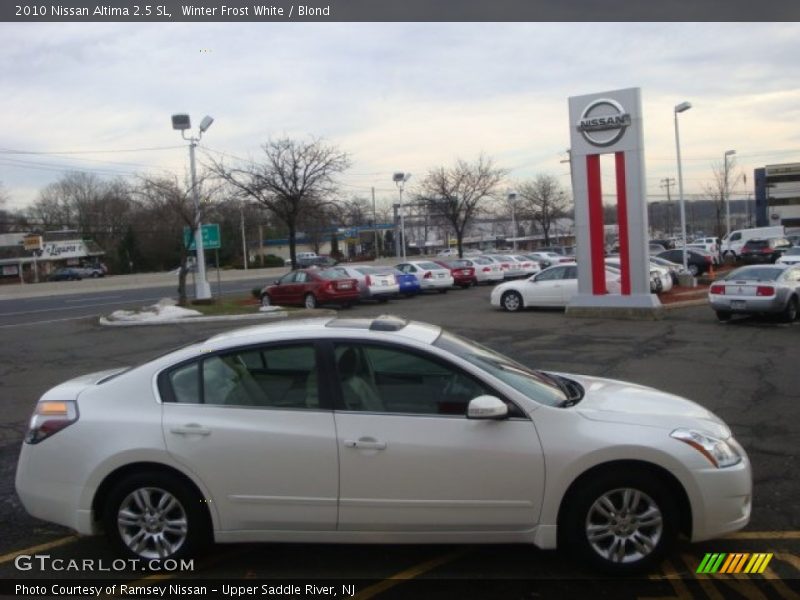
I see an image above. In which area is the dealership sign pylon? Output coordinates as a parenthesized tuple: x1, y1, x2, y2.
(567, 87, 661, 315)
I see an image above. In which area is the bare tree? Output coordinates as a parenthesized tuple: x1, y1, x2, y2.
(703, 157, 743, 240)
(211, 137, 351, 267)
(134, 174, 222, 305)
(517, 174, 570, 246)
(419, 155, 506, 258)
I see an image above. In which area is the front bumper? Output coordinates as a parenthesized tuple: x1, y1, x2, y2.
(689, 456, 752, 541)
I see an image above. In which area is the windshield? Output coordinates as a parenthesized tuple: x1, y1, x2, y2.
(434, 331, 567, 407)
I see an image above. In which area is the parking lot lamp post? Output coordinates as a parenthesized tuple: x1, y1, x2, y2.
(674, 101, 692, 272)
(172, 113, 214, 300)
(507, 191, 518, 251)
(393, 172, 411, 260)
(724, 149, 736, 239)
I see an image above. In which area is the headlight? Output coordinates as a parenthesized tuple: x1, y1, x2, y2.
(671, 428, 742, 468)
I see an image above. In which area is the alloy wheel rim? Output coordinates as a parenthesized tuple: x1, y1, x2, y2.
(305, 295, 316, 308)
(585, 487, 663, 564)
(117, 487, 188, 560)
(504, 293, 520, 310)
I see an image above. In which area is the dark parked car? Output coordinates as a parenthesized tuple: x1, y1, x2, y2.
(260, 268, 359, 309)
(740, 237, 792, 263)
(48, 268, 83, 281)
(656, 249, 714, 277)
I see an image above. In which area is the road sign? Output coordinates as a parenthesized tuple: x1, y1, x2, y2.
(183, 223, 221, 250)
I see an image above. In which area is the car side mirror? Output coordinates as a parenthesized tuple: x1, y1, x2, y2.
(467, 395, 508, 420)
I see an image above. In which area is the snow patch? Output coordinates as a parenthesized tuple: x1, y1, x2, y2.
(105, 298, 203, 322)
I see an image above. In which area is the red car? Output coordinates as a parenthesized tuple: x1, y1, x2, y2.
(434, 259, 476, 288)
(260, 268, 360, 309)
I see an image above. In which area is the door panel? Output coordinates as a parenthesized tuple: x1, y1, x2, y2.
(335, 413, 544, 531)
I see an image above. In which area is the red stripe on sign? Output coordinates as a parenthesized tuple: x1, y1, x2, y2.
(587, 154, 607, 295)
(615, 152, 631, 295)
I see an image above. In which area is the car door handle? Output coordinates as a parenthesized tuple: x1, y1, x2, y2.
(343, 438, 387, 450)
(170, 424, 211, 436)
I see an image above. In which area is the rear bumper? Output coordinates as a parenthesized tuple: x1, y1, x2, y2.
(709, 296, 783, 314)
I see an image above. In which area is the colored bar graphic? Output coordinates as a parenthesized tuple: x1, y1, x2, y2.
(697, 553, 773, 574)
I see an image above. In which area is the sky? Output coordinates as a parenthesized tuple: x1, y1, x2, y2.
(1, 22, 799, 212)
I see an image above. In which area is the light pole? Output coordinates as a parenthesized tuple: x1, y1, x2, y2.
(172, 113, 214, 300)
(724, 149, 736, 238)
(507, 191, 518, 251)
(393, 172, 411, 260)
(674, 101, 692, 274)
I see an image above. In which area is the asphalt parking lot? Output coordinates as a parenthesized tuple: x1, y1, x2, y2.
(0, 283, 797, 598)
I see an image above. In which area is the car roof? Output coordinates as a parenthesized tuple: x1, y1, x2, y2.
(202, 315, 441, 352)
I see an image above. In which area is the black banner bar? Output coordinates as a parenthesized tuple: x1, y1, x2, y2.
(2, 0, 800, 23)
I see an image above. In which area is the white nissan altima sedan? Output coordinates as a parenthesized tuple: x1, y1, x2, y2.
(16, 316, 751, 572)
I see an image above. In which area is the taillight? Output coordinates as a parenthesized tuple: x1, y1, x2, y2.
(705, 256, 712, 264)
(501, 263, 509, 269)
(756, 286, 775, 297)
(25, 400, 78, 444)
(761, 248, 772, 253)
(482, 267, 490, 272)
(324, 281, 335, 291)
(423, 271, 432, 279)
(710, 284, 725, 295)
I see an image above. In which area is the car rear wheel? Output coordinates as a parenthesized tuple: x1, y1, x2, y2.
(716, 310, 732, 322)
(104, 472, 209, 562)
(781, 297, 798, 323)
(304, 293, 317, 309)
(560, 470, 677, 573)
(501, 291, 523, 312)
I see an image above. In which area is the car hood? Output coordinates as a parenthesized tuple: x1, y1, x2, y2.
(41, 368, 130, 401)
(559, 373, 730, 438)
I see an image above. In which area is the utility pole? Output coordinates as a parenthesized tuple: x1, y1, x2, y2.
(372, 187, 379, 258)
(660, 177, 676, 236)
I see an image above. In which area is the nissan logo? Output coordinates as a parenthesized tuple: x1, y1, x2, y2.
(577, 98, 631, 147)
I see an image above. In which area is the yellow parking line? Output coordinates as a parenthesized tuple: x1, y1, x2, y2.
(353, 550, 466, 600)
(727, 531, 800, 540)
(0, 536, 78, 565)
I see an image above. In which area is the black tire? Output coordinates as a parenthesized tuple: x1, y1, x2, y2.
(560, 469, 678, 574)
(781, 297, 798, 323)
(501, 290, 523, 312)
(377, 296, 389, 303)
(91, 272, 100, 278)
(439, 288, 448, 294)
(103, 471, 210, 562)
(716, 310, 732, 322)
(304, 293, 317, 309)
(260, 294, 271, 307)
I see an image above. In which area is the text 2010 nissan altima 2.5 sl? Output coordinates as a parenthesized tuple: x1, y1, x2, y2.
(16, 316, 751, 572)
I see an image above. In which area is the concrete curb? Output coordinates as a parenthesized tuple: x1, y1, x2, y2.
(98, 308, 337, 327)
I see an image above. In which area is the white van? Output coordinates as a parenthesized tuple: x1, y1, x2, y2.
(720, 226, 785, 258)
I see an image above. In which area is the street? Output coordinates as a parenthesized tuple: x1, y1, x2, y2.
(0, 279, 798, 598)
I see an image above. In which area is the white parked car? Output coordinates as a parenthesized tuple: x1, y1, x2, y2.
(483, 254, 527, 279)
(605, 257, 673, 293)
(15, 317, 751, 572)
(510, 255, 542, 277)
(776, 246, 800, 266)
(470, 256, 505, 284)
(331, 265, 399, 302)
(491, 263, 621, 311)
(396, 260, 454, 292)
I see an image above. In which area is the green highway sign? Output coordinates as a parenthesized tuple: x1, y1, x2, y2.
(184, 223, 221, 251)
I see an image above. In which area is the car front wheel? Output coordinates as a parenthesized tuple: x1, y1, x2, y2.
(560, 470, 677, 573)
(104, 472, 209, 562)
(260, 294, 271, 307)
(501, 291, 523, 312)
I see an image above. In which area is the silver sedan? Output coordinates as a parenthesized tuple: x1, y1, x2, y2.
(708, 264, 800, 322)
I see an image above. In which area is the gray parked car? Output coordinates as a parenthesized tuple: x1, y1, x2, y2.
(708, 264, 800, 322)
(330, 265, 399, 302)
